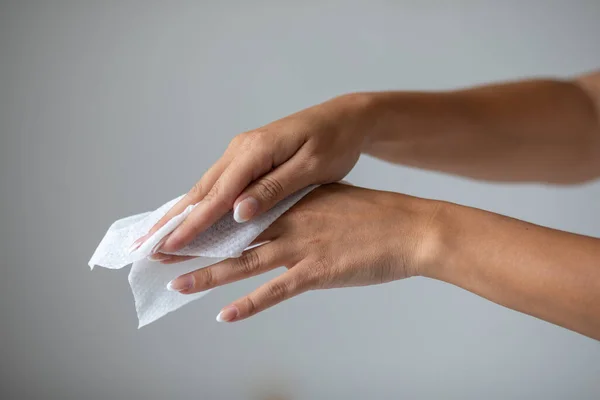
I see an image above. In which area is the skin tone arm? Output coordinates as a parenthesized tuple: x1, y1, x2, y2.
(125, 70, 600, 339)
(130, 70, 600, 254)
(428, 195, 600, 340)
(361, 71, 600, 183)
(163, 184, 600, 340)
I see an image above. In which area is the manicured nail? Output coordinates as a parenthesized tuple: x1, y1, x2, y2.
(216, 305, 239, 322)
(128, 236, 146, 254)
(148, 253, 170, 262)
(167, 275, 194, 292)
(233, 197, 259, 223)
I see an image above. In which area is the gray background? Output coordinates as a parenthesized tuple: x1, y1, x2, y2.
(1, 1, 599, 399)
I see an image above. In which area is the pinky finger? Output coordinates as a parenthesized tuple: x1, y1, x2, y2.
(216, 267, 313, 323)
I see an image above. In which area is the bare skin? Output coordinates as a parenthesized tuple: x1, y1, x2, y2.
(131, 70, 600, 339)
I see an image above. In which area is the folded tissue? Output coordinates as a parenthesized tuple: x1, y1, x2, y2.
(89, 185, 317, 327)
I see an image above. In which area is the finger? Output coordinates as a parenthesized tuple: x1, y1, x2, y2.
(148, 252, 177, 262)
(156, 225, 282, 265)
(160, 152, 272, 252)
(129, 156, 230, 251)
(166, 241, 290, 293)
(155, 200, 287, 265)
(157, 255, 197, 264)
(232, 152, 317, 223)
(215, 266, 313, 323)
(157, 225, 281, 264)
(248, 218, 288, 246)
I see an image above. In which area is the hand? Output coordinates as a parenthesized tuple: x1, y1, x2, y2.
(131, 94, 372, 254)
(162, 184, 440, 322)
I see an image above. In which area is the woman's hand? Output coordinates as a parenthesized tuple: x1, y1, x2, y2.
(162, 184, 440, 322)
(151, 184, 600, 339)
(132, 94, 372, 254)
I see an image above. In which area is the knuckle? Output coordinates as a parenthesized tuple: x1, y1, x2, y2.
(300, 155, 319, 172)
(309, 156, 327, 173)
(304, 273, 321, 289)
(266, 280, 289, 302)
(204, 183, 232, 208)
(242, 132, 267, 154)
(306, 236, 324, 248)
(195, 268, 215, 289)
(293, 209, 310, 225)
(289, 208, 314, 227)
(188, 181, 204, 199)
(296, 153, 325, 177)
(204, 183, 220, 200)
(243, 296, 258, 316)
(229, 133, 247, 148)
(304, 136, 325, 154)
(293, 270, 316, 291)
(236, 250, 260, 274)
(311, 257, 332, 288)
(313, 256, 330, 274)
(249, 129, 268, 143)
(254, 177, 284, 202)
(231, 131, 267, 150)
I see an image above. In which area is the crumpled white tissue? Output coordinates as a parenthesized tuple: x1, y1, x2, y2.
(89, 185, 317, 327)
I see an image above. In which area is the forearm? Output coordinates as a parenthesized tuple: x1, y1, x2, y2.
(422, 201, 600, 340)
(356, 75, 600, 183)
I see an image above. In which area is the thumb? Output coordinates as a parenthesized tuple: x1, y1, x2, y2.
(233, 157, 316, 223)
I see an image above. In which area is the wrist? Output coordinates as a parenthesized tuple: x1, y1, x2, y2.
(332, 92, 380, 150)
(416, 200, 481, 286)
(382, 193, 450, 279)
(411, 199, 454, 280)
(341, 90, 424, 155)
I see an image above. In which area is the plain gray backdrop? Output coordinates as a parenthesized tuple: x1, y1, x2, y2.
(1, 1, 599, 399)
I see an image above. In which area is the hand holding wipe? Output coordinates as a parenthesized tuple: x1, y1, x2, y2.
(88, 186, 317, 327)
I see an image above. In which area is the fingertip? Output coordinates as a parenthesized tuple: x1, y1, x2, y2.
(216, 305, 239, 322)
(233, 196, 259, 223)
(147, 252, 170, 262)
(128, 232, 152, 253)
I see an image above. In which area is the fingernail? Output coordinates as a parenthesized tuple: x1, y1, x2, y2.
(148, 253, 169, 262)
(128, 236, 147, 254)
(216, 305, 239, 322)
(167, 275, 194, 292)
(233, 197, 259, 223)
(151, 235, 169, 254)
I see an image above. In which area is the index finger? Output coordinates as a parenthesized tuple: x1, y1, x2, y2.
(158, 152, 270, 253)
(128, 156, 230, 252)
